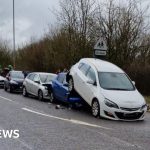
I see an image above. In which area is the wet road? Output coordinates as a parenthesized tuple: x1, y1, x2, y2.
(0, 89, 149, 150)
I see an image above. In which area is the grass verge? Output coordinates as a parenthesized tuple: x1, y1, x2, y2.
(145, 96, 150, 112)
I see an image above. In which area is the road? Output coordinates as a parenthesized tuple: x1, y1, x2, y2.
(0, 89, 149, 150)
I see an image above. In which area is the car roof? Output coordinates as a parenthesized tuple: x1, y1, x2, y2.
(80, 58, 124, 73)
(33, 72, 56, 76)
(10, 71, 23, 73)
(58, 72, 67, 75)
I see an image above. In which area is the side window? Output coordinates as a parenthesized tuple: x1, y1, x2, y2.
(33, 74, 40, 82)
(28, 74, 35, 81)
(86, 67, 96, 82)
(57, 74, 65, 83)
(79, 63, 90, 75)
(78, 63, 84, 69)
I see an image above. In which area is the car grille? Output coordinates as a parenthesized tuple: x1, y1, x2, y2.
(120, 107, 140, 111)
(115, 112, 144, 120)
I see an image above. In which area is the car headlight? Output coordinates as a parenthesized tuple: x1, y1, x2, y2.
(104, 98, 119, 109)
(141, 104, 147, 110)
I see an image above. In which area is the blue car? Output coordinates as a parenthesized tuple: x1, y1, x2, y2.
(50, 73, 81, 104)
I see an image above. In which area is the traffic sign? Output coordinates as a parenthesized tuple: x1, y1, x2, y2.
(94, 38, 107, 56)
(93, 38, 107, 60)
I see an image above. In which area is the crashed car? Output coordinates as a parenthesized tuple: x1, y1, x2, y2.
(66, 58, 147, 121)
(0, 75, 5, 87)
(50, 73, 81, 105)
(23, 72, 57, 101)
(4, 71, 24, 93)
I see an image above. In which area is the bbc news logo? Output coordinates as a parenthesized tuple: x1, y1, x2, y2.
(0, 130, 19, 139)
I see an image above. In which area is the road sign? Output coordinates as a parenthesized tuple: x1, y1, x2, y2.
(94, 38, 107, 56)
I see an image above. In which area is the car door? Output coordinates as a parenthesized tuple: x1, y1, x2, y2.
(53, 74, 65, 100)
(60, 76, 68, 102)
(31, 74, 40, 96)
(25, 74, 35, 94)
(84, 67, 97, 104)
(75, 63, 90, 100)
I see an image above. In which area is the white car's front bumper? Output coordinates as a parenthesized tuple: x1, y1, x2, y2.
(100, 103, 147, 121)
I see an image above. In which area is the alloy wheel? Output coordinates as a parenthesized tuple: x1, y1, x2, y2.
(23, 87, 27, 97)
(92, 100, 100, 117)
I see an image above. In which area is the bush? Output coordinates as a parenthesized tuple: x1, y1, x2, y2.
(126, 65, 150, 95)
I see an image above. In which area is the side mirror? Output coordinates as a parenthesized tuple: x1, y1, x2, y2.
(34, 80, 40, 84)
(87, 80, 94, 85)
(132, 81, 135, 85)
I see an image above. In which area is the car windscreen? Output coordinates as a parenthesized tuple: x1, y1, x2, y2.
(11, 72, 24, 79)
(39, 74, 56, 83)
(98, 72, 135, 91)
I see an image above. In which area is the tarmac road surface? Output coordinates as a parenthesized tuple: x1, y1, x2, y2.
(0, 89, 149, 150)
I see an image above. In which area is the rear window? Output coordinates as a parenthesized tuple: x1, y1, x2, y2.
(39, 74, 56, 83)
(10, 71, 24, 79)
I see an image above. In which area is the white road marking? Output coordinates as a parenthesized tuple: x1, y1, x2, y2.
(0, 95, 111, 130)
(22, 107, 111, 130)
(0, 95, 13, 102)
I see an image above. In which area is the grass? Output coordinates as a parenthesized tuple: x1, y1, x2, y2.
(145, 96, 150, 104)
(145, 97, 150, 112)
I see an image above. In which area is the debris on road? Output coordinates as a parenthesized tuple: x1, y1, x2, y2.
(55, 105, 65, 109)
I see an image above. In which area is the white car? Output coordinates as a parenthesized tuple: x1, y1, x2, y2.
(23, 72, 57, 101)
(0, 75, 5, 87)
(67, 58, 147, 120)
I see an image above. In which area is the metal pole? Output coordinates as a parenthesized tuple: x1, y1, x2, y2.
(13, 0, 16, 69)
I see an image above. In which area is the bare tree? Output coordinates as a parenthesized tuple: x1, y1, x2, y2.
(58, 0, 96, 61)
(93, 0, 150, 67)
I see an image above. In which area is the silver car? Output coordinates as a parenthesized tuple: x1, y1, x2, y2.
(23, 72, 57, 101)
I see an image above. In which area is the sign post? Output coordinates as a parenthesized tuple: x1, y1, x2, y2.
(94, 38, 107, 60)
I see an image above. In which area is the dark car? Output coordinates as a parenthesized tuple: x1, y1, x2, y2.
(4, 71, 25, 93)
(50, 73, 82, 105)
(0, 75, 5, 87)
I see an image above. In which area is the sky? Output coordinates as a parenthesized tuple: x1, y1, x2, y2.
(0, 0, 149, 48)
(0, 0, 59, 48)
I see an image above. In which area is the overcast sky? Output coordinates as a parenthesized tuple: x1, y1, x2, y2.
(0, 0, 59, 48)
(0, 0, 149, 48)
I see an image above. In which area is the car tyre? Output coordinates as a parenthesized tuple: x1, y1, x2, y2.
(4, 84, 7, 91)
(38, 90, 43, 101)
(8, 85, 13, 93)
(92, 99, 100, 118)
(23, 87, 28, 97)
(49, 92, 56, 103)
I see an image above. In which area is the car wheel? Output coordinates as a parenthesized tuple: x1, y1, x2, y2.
(92, 99, 100, 118)
(68, 77, 74, 92)
(38, 90, 43, 101)
(23, 87, 28, 97)
(4, 84, 7, 91)
(49, 92, 56, 103)
(8, 85, 13, 93)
